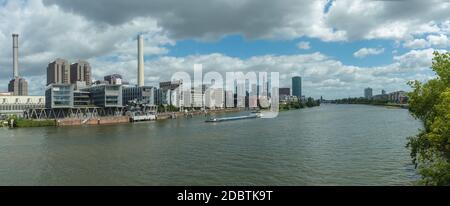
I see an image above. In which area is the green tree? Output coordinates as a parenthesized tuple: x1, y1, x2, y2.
(407, 51, 450, 185)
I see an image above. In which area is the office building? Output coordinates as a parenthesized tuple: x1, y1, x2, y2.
(159, 80, 183, 107)
(279, 88, 290, 96)
(47, 58, 70, 85)
(70, 60, 91, 86)
(45, 84, 74, 108)
(205, 88, 224, 109)
(364, 87, 373, 99)
(279, 88, 290, 101)
(292, 76, 302, 98)
(88, 85, 123, 108)
(104, 74, 123, 85)
(122, 86, 157, 106)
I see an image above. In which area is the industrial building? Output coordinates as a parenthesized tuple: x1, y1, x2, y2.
(137, 34, 145, 87)
(0, 95, 44, 117)
(7, 34, 29, 96)
(0, 34, 39, 117)
(8, 77, 28, 96)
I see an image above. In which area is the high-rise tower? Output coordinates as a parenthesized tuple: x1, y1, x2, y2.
(292, 76, 302, 99)
(12, 34, 19, 78)
(137, 34, 144, 87)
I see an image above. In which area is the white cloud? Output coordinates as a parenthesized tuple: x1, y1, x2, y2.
(297, 41, 311, 50)
(427, 34, 450, 47)
(403, 34, 450, 49)
(353, 47, 385, 58)
(403, 38, 429, 49)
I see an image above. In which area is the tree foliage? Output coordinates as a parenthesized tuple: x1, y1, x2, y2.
(407, 51, 450, 185)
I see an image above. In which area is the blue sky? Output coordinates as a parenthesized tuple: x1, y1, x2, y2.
(0, 0, 449, 99)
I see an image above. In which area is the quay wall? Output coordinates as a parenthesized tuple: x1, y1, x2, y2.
(56, 116, 130, 126)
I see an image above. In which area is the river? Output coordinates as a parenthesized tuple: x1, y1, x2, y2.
(0, 104, 422, 185)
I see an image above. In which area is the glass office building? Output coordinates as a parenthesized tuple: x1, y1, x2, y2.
(292, 76, 302, 98)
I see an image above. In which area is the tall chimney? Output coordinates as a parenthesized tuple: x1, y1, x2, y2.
(137, 34, 144, 87)
(12, 34, 19, 78)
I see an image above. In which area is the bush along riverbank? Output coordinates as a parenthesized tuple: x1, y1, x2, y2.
(279, 97, 321, 111)
(406, 51, 450, 186)
(7, 116, 56, 128)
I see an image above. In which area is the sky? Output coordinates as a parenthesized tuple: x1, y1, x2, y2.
(0, 0, 449, 99)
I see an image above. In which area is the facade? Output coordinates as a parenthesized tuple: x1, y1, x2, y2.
(0, 95, 45, 116)
(70, 60, 91, 86)
(8, 77, 28, 96)
(45, 84, 74, 108)
(88, 85, 123, 108)
(122, 86, 157, 106)
(292, 76, 302, 98)
(73, 90, 91, 107)
(47, 58, 70, 85)
(364, 87, 373, 99)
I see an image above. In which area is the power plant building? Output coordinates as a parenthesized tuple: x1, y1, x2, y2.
(8, 34, 29, 96)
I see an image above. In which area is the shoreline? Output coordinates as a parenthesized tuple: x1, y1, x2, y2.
(6, 107, 249, 128)
(330, 103, 408, 109)
(6, 105, 323, 128)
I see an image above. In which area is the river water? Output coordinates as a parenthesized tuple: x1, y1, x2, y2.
(0, 104, 422, 185)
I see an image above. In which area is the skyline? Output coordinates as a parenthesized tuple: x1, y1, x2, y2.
(0, 0, 449, 99)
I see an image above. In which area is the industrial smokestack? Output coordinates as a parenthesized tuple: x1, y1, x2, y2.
(137, 34, 144, 87)
(12, 34, 19, 78)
